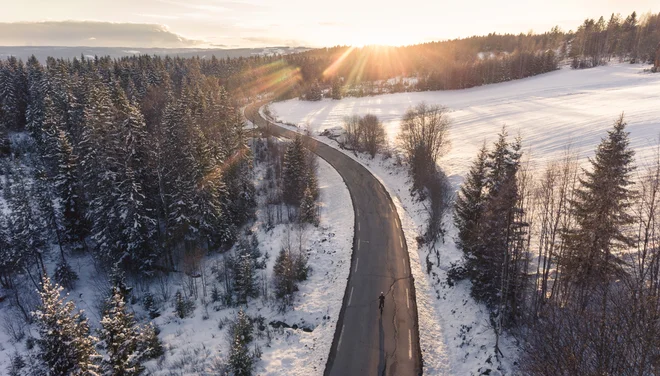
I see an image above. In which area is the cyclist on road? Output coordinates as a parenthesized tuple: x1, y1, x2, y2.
(378, 292, 385, 312)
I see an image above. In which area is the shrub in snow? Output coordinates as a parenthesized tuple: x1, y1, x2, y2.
(7, 352, 26, 376)
(272, 248, 308, 311)
(142, 292, 160, 319)
(174, 290, 195, 319)
(139, 323, 164, 360)
(53, 259, 78, 290)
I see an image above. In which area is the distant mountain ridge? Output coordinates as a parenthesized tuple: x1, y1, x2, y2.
(0, 46, 310, 61)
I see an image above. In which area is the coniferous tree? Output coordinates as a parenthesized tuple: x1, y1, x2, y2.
(51, 127, 86, 248)
(234, 248, 258, 306)
(455, 129, 527, 329)
(282, 136, 307, 206)
(454, 144, 489, 262)
(99, 286, 146, 376)
(33, 276, 101, 375)
(7, 164, 47, 276)
(111, 83, 157, 272)
(228, 309, 254, 376)
(331, 78, 342, 100)
(80, 80, 123, 263)
(562, 114, 636, 300)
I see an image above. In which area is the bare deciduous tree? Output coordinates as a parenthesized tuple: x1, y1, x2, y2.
(397, 102, 451, 165)
(359, 114, 386, 158)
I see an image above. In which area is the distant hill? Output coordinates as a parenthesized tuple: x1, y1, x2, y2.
(0, 46, 310, 61)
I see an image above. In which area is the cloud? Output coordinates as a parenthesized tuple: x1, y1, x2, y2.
(0, 21, 205, 48)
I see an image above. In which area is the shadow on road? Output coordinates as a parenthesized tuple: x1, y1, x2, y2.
(378, 313, 386, 375)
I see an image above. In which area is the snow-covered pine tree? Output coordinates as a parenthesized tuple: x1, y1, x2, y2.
(110, 82, 158, 272)
(273, 248, 297, 307)
(228, 309, 254, 376)
(99, 286, 145, 376)
(0, 207, 13, 288)
(161, 95, 200, 250)
(234, 248, 258, 306)
(25, 55, 48, 144)
(561, 114, 636, 299)
(33, 276, 101, 375)
(51, 127, 87, 248)
(0, 56, 28, 131)
(53, 257, 79, 290)
(331, 78, 343, 100)
(80, 79, 124, 265)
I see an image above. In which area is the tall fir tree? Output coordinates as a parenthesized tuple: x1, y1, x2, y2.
(282, 136, 307, 206)
(562, 114, 636, 298)
(454, 143, 488, 260)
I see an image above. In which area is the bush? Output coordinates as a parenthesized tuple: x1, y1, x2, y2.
(273, 248, 308, 310)
(53, 259, 78, 290)
(174, 290, 195, 319)
(142, 292, 160, 319)
(139, 323, 164, 360)
(446, 262, 468, 287)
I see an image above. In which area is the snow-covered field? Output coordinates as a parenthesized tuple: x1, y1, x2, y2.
(268, 64, 660, 375)
(272, 64, 660, 179)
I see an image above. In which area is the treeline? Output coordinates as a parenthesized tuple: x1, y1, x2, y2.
(453, 116, 660, 374)
(196, 11, 658, 101)
(570, 11, 660, 68)
(0, 54, 255, 286)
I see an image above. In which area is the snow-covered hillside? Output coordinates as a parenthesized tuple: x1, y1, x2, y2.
(272, 64, 660, 180)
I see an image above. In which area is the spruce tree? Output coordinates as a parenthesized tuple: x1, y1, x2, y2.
(111, 83, 157, 272)
(99, 287, 145, 376)
(228, 309, 254, 376)
(459, 129, 528, 328)
(234, 250, 258, 306)
(33, 276, 101, 375)
(7, 164, 47, 274)
(562, 114, 636, 296)
(454, 143, 488, 260)
(282, 137, 307, 206)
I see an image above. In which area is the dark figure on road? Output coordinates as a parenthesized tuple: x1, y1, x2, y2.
(378, 292, 385, 313)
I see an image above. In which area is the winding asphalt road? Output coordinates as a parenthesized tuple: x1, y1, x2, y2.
(245, 103, 423, 376)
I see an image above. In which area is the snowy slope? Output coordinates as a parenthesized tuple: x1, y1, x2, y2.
(271, 64, 660, 180)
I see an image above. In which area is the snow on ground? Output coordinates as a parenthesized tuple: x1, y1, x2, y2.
(267, 64, 660, 375)
(271, 63, 660, 179)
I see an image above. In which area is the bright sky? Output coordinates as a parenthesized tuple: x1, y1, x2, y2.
(0, 0, 657, 47)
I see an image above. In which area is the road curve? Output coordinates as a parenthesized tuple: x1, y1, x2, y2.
(245, 103, 423, 376)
